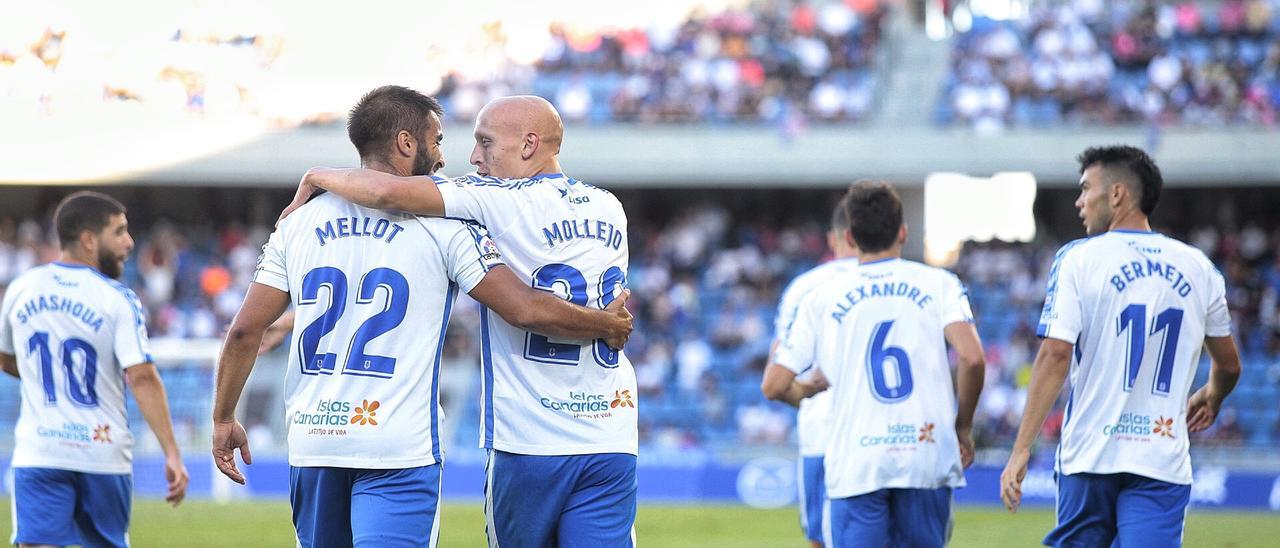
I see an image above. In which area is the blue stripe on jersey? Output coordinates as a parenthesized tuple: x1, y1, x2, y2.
(88, 269, 153, 363)
(430, 282, 457, 463)
(480, 306, 495, 449)
(1037, 238, 1087, 338)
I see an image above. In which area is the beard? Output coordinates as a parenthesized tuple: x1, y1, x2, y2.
(411, 147, 440, 176)
(98, 247, 124, 279)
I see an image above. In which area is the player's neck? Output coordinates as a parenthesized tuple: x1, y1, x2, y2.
(858, 249, 900, 264)
(527, 157, 563, 178)
(58, 250, 98, 270)
(361, 158, 411, 177)
(1107, 209, 1152, 234)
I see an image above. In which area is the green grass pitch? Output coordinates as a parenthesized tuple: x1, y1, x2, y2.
(3, 500, 1278, 546)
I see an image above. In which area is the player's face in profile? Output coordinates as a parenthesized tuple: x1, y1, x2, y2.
(411, 112, 446, 176)
(96, 213, 134, 279)
(1075, 165, 1113, 236)
(469, 112, 517, 178)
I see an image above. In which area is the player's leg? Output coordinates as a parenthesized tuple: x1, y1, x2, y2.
(798, 456, 826, 548)
(70, 472, 132, 548)
(557, 453, 638, 548)
(887, 487, 951, 547)
(1043, 472, 1120, 548)
(11, 468, 80, 547)
(485, 450, 571, 548)
(825, 490, 891, 548)
(1113, 473, 1191, 548)
(349, 465, 443, 547)
(290, 466, 355, 548)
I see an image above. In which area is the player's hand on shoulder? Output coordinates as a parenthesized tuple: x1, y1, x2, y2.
(165, 454, 190, 507)
(1186, 386, 1223, 433)
(603, 289, 633, 351)
(212, 420, 253, 485)
(278, 168, 328, 224)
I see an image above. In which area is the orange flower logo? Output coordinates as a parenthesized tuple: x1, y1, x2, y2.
(351, 400, 380, 426)
(610, 390, 635, 409)
(1153, 416, 1175, 439)
(918, 423, 936, 443)
(92, 424, 112, 444)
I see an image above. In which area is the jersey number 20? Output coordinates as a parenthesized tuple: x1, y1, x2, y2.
(523, 263, 626, 368)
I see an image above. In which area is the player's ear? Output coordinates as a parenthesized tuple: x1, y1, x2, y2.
(898, 224, 908, 246)
(395, 130, 414, 158)
(78, 228, 98, 254)
(522, 132, 538, 161)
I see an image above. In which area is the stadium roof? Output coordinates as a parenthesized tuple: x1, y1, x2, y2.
(5, 124, 1278, 188)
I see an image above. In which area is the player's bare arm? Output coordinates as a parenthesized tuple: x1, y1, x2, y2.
(258, 309, 296, 356)
(280, 168, 443, 222)
(761, 344, 829, 408)
(0, 352, 17, 378)
(213, 282, 291, 485)
(468, 265, 633, 350)
(1000, 337, 1073, 514)
(125, 362, 190, 507)
(945, 321, 986, 469)
(1187, 335, 1242, 433)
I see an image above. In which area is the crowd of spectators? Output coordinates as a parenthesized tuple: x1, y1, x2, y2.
(3, 1, 886, 127)
(1, 201, 1278, 457)
(944, 0, 1280, 129)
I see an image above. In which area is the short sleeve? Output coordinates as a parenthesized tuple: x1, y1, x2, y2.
(432, 175, 530, 237)
(1205, 267, 1232, 337)
(1037, 242, 1084, 342)
(0, 283, 17, 355)
(940, 271, 976, 326)
(111, 286, 153, 368)
(252, 229, 289, 293)
(772, 278, 808, 344)
(773, 291, 820, 375)
(434, 220, 506, 293)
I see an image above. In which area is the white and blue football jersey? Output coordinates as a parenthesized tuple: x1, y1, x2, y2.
(775, 258, 974, 499)
(1038, 230, 1231, 485)
(773, 258, 859, 457)
(255, 192, 503, 469)
(0, 262, 152, 475)
(434, 173, 637, 456)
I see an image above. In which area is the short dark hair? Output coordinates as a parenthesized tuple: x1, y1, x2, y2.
(844, 180, 902, 253)
(1077, 145, 1163, 216)
(830, 191, 852, 233)
(347, 85, 444, 161)
(54, 191, 126, 248)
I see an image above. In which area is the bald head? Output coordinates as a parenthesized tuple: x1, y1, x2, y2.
(470, 96, 566, 178)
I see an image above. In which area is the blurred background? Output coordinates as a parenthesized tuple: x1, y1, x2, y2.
(2, 0, 1280, 536)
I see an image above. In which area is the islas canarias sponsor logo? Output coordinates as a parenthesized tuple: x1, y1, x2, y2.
(860, 423, 937, 447)
(293, 399, 382, 428)
(1102, 412, 1176, 439)
(541, 390, 636, 418)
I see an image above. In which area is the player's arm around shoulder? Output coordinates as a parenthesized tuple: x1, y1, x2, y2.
(282, 168, 446, 220)
(124, 362, 189, 507)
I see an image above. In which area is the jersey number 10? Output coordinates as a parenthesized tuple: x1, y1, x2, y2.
(28, 332, 99, 408)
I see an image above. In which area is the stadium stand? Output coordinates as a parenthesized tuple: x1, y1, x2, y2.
(941, 0, 1280, 129)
